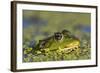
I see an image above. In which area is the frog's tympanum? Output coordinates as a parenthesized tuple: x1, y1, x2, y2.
(34, 30, 80, 56)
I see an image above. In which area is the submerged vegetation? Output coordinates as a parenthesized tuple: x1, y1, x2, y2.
(23, 10, 91, 62)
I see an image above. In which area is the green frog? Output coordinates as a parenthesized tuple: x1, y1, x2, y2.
(34, 30, 80, 55)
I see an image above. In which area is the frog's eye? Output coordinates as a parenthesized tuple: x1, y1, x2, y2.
(54, 32, 63, 40)
(54, 32, 62, 36)
(62, 29, 71, 34)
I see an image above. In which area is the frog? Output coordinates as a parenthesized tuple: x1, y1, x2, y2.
(33, 29, 80, 56)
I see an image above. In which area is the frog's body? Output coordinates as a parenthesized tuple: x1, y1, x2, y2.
(34, 30, 80, 55)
